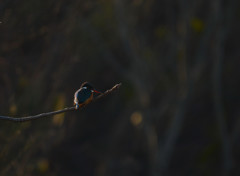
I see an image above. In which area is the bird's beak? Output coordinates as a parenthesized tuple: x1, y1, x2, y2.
(92, 90, 102, 94)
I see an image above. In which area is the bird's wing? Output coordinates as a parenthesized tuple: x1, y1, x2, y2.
(75, 88, 91, 104)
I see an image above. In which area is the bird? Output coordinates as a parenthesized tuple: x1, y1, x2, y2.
(74, 82, 101, 109)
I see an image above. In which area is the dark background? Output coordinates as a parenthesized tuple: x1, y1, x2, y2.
(0, 0, 240, 175)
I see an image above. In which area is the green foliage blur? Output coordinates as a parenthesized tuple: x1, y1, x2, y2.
(0, 0, 240, 175)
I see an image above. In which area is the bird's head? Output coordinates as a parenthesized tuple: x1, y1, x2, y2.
(81, 82, 102, 93)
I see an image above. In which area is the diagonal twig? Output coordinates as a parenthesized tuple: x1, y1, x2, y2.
(0, 83, 121, 122)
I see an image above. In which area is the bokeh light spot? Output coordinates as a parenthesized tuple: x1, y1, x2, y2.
(37, 158, 49, 173)
(130, 111, 143, 126)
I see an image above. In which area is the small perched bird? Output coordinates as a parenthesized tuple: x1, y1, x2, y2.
(74, 82, 101, 109)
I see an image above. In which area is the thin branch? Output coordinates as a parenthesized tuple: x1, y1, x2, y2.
(0, 83, 121, 122)
(93, 83, 121, 101)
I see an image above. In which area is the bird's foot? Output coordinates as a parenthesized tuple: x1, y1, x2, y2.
(75, 104, 79, 110)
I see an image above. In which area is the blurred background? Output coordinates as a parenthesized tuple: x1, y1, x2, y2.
(0, 0, 240, 175)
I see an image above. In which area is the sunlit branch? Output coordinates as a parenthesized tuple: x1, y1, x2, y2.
(0, 83, 121, 122)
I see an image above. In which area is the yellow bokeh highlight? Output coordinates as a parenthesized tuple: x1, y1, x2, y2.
(37, 158, 49, 173)
(191, 18, 204, 33)
(155, 26, 167, 39)
(53, 94, 65, 126)
(130, 111, 143, 126)
(9, 104, 17, 115)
